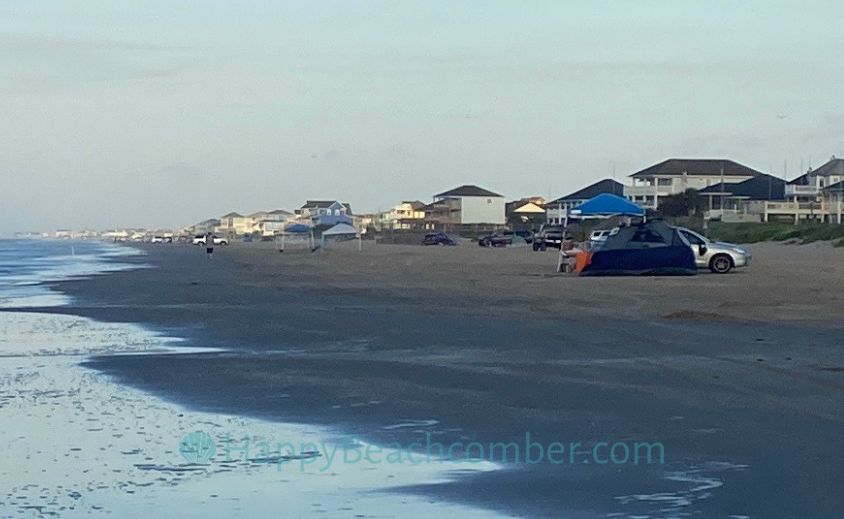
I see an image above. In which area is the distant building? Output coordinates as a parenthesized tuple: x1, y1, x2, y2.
(546, 179, 624, 224)
(785, 157, 844, 202)
(250, 209, 294, 236)
(187, 219, 220, 235)
(506, 197, 546, 228)
(218, 212, 252, 235)
(421, 198, 461, 230)
(698, 175, 786, 222)
(428, 184, 506, 228)
(380, 201, 426, 230)
(298, 200, 353, 228)
(625, 159, 764, 210)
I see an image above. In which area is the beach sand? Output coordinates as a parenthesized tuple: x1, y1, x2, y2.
(22, 240, 844, 518)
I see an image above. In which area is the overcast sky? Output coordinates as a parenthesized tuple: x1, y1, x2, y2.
(2, 1, 843, 232)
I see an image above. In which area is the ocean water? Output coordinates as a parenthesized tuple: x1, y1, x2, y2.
(0, 240, 505, 518)
(0, 240, 144, 308)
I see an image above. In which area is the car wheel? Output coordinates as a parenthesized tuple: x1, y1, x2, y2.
(709, 254, 733, 274)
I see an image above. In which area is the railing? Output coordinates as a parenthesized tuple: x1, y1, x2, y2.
(784, 185, 820, 197)
(624, 185, 675, 197)
(765, 202, 825, 212)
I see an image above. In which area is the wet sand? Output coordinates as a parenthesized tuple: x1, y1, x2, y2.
(32, 241, 844, 518)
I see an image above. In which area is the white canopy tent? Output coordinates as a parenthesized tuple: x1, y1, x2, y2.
(321, 223, 362, 251)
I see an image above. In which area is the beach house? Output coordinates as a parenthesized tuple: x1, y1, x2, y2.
(218, 212, 252, 235)
(698, 174, 787, 222)
(625, 159, 764, 210)
(380, 201, 426, 230)
(298, 200, 354, 228)
(425, 185, 505, 230)
(249, 209, 294, 236)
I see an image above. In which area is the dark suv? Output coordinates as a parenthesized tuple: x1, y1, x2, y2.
(478, 230, 533, 247)
(422, 232, 457, 246)
(532, 225, 567, 251)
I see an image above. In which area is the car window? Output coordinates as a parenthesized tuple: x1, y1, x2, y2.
(681, 230, 704, 245)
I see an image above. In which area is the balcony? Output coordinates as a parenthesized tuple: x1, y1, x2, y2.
(784, 185, 820, 198)
(624, 184, 676, 197)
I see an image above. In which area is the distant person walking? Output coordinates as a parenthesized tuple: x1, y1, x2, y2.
(205, 233, 214, 259)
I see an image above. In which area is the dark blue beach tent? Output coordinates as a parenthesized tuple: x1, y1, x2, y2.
(580, 220, 697, 276)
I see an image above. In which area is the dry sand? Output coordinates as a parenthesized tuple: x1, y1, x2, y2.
(224, 240, 844, 326)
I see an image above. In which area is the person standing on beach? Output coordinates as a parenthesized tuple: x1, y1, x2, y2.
(205, 233, 214, 259)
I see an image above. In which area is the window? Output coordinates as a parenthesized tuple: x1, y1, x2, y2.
(658, 178, 673, 186)
(680, 230, 704, 245)
(631, 230, 666, 244)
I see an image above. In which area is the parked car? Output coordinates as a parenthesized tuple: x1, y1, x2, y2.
(589, 229, 613, 246)
(192, 235, 229, 246)
(422, 232, 457, 246)
(676, 227, 751, 274)
(478, 230, 532, 247)
(150, 236, 165, 244)
(532, 225, 567, 251)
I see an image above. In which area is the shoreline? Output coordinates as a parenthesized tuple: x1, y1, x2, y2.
(13, 241, 844, 517)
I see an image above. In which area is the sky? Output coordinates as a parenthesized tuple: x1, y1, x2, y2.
(2, 0, 843, 232)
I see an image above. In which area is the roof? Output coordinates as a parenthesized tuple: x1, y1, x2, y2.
(322, 223, 358, 235)
(629, 159, 764, 179)
(221, 212, 244, 218)
(811, 157, 844, 177)
(698, 174, 786, 200)
(401, 200, 426, 210)
(787, 172, 811, 186)
(570, 194, 645, 217)
(194, 218, 220, 226)
(823, 180, 844, 192)
(549, 179, 624, 204)
(268, 209, 292, 215)
(434, 184, 503, 198)
(509, 202, 545, 214)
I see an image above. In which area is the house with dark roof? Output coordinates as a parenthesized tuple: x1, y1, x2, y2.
(785, 157, 844, 201)
(545, 179, 624, 224)
(625, 159, 764, 210)
(298, 200, 354, 228)
(697, 175, 787, 222)
(429, 184, 505, 226)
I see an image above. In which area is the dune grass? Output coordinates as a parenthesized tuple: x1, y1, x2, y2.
(707, 222, 844, 244)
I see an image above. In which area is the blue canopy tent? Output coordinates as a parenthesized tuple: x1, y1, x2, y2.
(285, 223, 311, 233)
(569, 193, 645, 218)
(277, 223, 315, 252)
